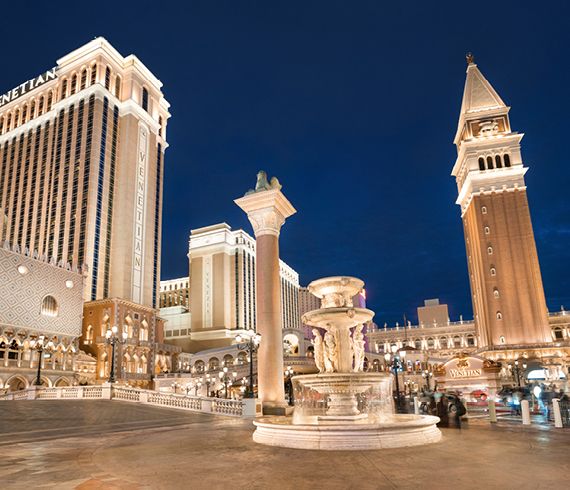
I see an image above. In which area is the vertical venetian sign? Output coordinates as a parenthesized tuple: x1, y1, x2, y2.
(203, 255, 213, 328)
(132, 126, 148, 303)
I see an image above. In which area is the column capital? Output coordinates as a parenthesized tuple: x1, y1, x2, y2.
(235, 188, 296, 237)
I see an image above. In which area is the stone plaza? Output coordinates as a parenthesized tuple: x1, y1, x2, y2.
(1, 400, 567, 489)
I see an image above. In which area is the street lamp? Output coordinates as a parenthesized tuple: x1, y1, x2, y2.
(30, 335, 55, 386)
(171, 381, 181, 394)
(422, 369, 434, 391)
(204, 373, 212, 397)
(284, 365, 295, 405)
(105, 325, 128, 383)
(235, 331, 261, 398)
(218, 366, 238, 398)
(510, 359, 528, 388)
(384, 344, 407, 411)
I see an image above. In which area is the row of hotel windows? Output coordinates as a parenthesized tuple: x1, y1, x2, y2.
(478, 153, 511, 171)
(0, 64, 153, 135)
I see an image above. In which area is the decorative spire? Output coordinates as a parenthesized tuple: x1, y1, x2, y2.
(466, 52, 475, 65)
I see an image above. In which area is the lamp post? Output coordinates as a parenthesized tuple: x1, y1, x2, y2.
(218, 366, 237, 399)
(510, 359, 528, 388)
(384, 344, 407, 412)
(105, 325, 128, 383)
(284, 365, 295, 405)
(171, 381, 181, 394)
(422, 369, 434, 391)
(235, 331, 262, 398)
(30, 335, 55, 386)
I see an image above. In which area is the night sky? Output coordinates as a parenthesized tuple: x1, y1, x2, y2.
(2, 2, 569, 324)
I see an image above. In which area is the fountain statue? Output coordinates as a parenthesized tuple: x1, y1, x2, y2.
(253, 276, 442, 450)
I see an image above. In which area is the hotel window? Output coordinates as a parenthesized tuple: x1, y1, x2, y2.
(490, 267, 496, 276)
(467, 335, 475, 347)
(47, 91, 53, 111)
(499, 336, 506, 344)
(158, 116, 163, 136)
(453, 336, 461, 348)
(481, 206, 487, 214)
(90, 64, 97, 85)
(478, 157, 485, 171)
(30, 100, 36, 119)
(142, 87, 149, 112)
(484, 226, 490, 234)
(496, 311, 503, 320)
(487, 246, 493, 255)
(554, 328, 563, 340)
(14, 109, 20, 127)
(105, 67, 111, 90)
(114, 76, 121, 98)
(493, 289, 500, 299)
(38, 96, 44, 115)
(61, 78, 68, 99)
(495, 155, 502, 168)
(504, 154, 511, 167)
(41, 295, 58, 317)
(80, 69, 87, 90)
(70, 73, 77, 95)
(22, 104, 28, 123)
(486, 156, 493, 169)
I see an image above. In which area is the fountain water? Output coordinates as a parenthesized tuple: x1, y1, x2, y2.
(253, 276, 441, 450)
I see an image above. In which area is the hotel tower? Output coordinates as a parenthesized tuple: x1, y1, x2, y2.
(452, 55, 551, 349)
(0, 38, 170, 307)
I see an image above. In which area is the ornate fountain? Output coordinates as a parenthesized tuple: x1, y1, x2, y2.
(253, 276, 441, 450)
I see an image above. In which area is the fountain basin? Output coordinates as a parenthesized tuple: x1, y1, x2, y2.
(253, 414, 441, 450)
(302, 307, 374, 329)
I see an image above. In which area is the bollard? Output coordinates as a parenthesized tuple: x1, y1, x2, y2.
(413, 396, 420, 415)
(552, 399, 563, 428)
(488, 398, 497, 423)
(521, 400, 531, 425)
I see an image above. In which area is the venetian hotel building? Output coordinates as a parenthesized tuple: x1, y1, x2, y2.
(0, 38, 170, 308)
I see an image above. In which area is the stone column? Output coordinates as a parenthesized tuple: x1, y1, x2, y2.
(235, 173, 296, 415)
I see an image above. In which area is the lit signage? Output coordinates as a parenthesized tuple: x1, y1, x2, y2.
(449, 368, 482, 378)
(0, 68, 57, 108)
(132, 126, 148, 303)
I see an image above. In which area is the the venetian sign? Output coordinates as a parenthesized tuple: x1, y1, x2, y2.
(0, 68, 57, 108)
(445, 357, 483, 379)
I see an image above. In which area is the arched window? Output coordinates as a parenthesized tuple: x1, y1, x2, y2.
(142, 87, 149, 111)
(427, 337, 434, 349)
(41, 295, 58, 317)
(486, 156, 494, 169)
(496, 311, 503, 320)
(453, 336, 461, 348)
(90, 64, 97, 85)
(223, 354, 234, 366)
(105, 67, 111, 90)
(484, 226, 490, 234)
(481, 206, 487, 214)
(38, 96, 44, 115)
(158, 116, 163, 137)
(80, 69, 87, 90)
(504, 154, 511, 167)
(467, 335, 476, 347)
(61, 78, 68, 99)
(490, 266, 496, 276)
(493, 289, 500, 299)
(499, 336, 506, 344)
(114, 76, 121, 98)
(30, 100, 36, 119)
(487, 246, 493, 255)
(495, 155, 502, 168)
(70, 73, 77, 95)
(478, 157, 485, 171)
(22, 104, 28, 123)
(208, 357, 219, 371)
(414, 338, 422, 350)
(47, 92, 53, 111)
(85, 325, 93, 344)
(14, 109, 20, 127)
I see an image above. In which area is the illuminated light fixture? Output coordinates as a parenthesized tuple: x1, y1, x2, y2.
(17, 265, 29, 275)
(65, 280, 74, 289)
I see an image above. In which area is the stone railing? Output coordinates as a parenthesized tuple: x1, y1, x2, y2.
(0, 384, 260, 419)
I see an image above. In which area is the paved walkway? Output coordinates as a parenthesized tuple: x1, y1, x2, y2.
(1, 401, 568, 489)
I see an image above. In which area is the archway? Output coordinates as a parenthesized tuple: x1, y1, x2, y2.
(6, 376, 28, 391)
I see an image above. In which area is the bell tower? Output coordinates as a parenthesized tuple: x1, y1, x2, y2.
(452, 54, 551, 349)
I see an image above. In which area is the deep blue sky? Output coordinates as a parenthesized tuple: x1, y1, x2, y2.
(2, 1, 569, 324)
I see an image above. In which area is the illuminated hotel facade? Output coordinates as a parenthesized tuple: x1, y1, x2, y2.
(0, 38, 170, 308)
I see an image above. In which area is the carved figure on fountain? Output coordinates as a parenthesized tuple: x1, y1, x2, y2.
(352, 324, 366, 373)
(312, 329, 325, 373)
(324, 331, 337, 373)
